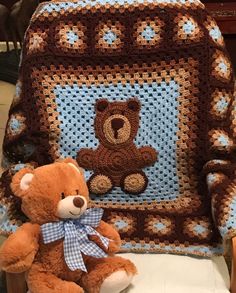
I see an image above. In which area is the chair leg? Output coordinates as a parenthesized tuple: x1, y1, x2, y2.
(6, 272, 27, 293)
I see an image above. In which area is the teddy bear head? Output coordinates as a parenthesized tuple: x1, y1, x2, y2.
(10, 158, 89, 225)
(94, 98, 141, 147)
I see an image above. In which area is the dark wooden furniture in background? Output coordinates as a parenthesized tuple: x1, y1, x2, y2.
(204, 1, 236, 72)
(205, 1, 236, 34)
(0, 0, 44, 9)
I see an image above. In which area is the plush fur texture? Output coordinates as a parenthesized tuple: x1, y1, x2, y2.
(0, 158, 137, 293)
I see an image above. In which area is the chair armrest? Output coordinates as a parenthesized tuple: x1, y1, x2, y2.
(231, 237, 236, 293)
(6, 272, 27, 293)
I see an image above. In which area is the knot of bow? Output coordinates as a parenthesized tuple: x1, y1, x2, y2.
(41, 208, 110, 272)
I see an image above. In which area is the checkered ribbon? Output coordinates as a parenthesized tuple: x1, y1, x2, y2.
(41, 208, 110, 272)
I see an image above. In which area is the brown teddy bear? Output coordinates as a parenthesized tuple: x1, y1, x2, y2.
(0, 158, 136, 293)
(77, 98, 158, 195)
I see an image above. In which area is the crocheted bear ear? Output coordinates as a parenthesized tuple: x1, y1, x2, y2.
(11, 168, 34, 198)
(127, 98, 140, 112)
(96, 99, 109, 112)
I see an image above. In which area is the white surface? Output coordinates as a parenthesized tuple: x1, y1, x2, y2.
(119, 253, 230, 293)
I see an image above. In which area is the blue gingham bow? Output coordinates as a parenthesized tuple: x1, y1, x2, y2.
(41, 208, 110, 272)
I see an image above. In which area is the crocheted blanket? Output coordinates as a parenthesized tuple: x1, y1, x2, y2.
(0, 0, 235, 257)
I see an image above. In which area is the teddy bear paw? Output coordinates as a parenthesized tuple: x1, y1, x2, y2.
(88, 174, 113, 195)
(100, 270, 133, 293)
(121, 171, 148, 194)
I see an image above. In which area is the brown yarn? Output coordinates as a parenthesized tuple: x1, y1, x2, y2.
(77, 99, 158, 194)
(0, 0, 235, 256)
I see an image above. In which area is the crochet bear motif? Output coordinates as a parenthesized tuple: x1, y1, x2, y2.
(77, 98, 158, 195)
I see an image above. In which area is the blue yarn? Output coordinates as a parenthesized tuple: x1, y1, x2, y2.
(103, 31, 117, 44)
(141, 26, 156, 41)
(38, 0, 201, 15)
(54, 80, 180, 203)
(121, 242, 223, 255)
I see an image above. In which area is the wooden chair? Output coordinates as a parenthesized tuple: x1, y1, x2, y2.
(231, 238, 236, 293)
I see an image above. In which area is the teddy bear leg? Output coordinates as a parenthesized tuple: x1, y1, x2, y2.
(27, 264, 84, 293)
(81, 256, 137, 293)
(88, 174, 113, 195)
(121, 170, 148, 194)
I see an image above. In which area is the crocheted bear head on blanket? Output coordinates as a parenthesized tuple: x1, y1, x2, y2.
(0, 158, 136, 293)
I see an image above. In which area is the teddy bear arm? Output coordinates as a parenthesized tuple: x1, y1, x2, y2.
(90, 221, 121, 254)
(139, 146, 158, 167)
(77, 148, 95, 170)
(0, 223, 40, 273)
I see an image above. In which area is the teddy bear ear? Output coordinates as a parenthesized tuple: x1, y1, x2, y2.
(59, 157, 84, 175)
(96, 99, 109, 112)
(11, 168, 35, 198)
(127, 98, 141, 112)
(59, 157, 78, 166)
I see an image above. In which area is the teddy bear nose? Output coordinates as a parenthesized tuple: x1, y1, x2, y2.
(73, 197, 84, 208)
(111, 118, 124, 131)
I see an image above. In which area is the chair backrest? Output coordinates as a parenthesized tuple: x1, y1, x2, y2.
(0, 0, 235, 257)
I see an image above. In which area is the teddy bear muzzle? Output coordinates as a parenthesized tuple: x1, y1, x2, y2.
(103, 114, 131, 144)
(57, 195, 88, 219)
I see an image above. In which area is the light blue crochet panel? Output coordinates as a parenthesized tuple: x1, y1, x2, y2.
(122, 241, 223, 255)
(0, 205, 18, 233)
(37, 0, 202, 15)
(219, 197, 236, 238)
(54, 80, 180, 203)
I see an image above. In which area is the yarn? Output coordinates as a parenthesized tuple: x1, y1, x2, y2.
(0, 0, 235, 257)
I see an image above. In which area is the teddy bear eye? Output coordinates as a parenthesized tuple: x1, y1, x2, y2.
(61, 192, 65, 199)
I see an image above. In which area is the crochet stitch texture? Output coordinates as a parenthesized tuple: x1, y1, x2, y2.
(0, 0, 235, 257)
